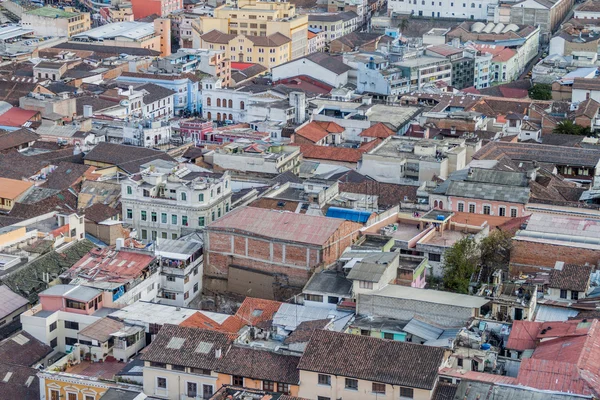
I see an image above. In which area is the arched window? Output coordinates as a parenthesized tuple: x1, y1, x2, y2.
(228, 114, 233, 120)
(240, 101, 245, 110)
(181, 192, 187, 201)
(207, 112, 212, 120)
(471, 2, 475, 6)
(434, 200, 439, 208)
(216, 98, 221, 107)
(439, 200, 444, 209)
(222, 98, 227, 108)
(228, 99, 233, 108)
(216, 113, 221, 121)
(206, 97, 211, 106)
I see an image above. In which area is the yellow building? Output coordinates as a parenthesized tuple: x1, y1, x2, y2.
(0, 178, 33, 211)
(195, 0, 307, 61)
(200, 30, 291, 68)
(21, 6, 90, 38)
(108, 6, 134, 22)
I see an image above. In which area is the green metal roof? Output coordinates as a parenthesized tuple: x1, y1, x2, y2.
(26, 6, 78, 18)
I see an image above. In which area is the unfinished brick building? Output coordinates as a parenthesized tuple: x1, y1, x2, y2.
(204, 206, 362, 300)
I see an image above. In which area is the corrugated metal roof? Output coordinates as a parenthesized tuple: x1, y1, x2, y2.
(403, 318, 444, 341)
(535, 305, 579, 322)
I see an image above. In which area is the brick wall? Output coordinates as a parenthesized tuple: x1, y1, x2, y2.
(510, 239, 600, 276)
(204, 220, 361, 295)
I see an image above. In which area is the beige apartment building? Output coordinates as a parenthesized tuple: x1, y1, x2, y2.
(200, 30, 291, 69)
(194, 0, 307, 61)
(21, 6, 90, 38)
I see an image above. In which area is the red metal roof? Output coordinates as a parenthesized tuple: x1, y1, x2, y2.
(506, 320, 543, 351)
(231, 62, 255, 71)
(0, 108, 38, 127)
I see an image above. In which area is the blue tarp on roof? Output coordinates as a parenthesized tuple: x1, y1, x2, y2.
(326, 207, 371, 223)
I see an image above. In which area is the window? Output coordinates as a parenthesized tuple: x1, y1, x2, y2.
(499, 207, 506, 217)
(67, 393, 77, 400)
(142, 229, 148, 240)
(277, 383, 290, 394)
(212, 211, 216, 221)
(199, 193, 204, 202)
(157, 377, 167, 389)
(483, 205, 491, 215)
(187, 382, 197, 397)
(182, 216, 188, 226)
(198, 216, 205, 227)
(49, 321, 57, 332)
(559, 289, 568, 299)
(141, 210, 147, 221)
(172, 365, 185, 371)
(383, 332, 394, 340)
(372, 383, 386, 394)
(181, 192, 187, 201)
(151, 362, 166, 368)
(126, 186, 132, 195)
(65, 337, 78, 346)
(458, 358, 463, 367)
(400, 387, 414, 398)
(359, 281, 373, 289)
(429, 253, 442, 262)
(305, 294, 323, 302)
(50, 338, 57, 348)
(318, 374, 331, 386)
(510, 208, 518, 218)
(469, 203, 476, 213)
(194, 283, 199, 293)
(263, 381, 275, 391)
(126, 209, 132, 219)
(233, 375, 244, 386)
(457, 202, 464, 212)
(151, 212, 157, 222)
(167, 275, 176, 282)
(345, 378, 358, 390)
(161, 232, 167, 239)
(171, 215, 178, 225)
(64, 321, 80, 330)
(203, 385, 213, 398)
(572, 291, 579, 300)
(317, 397, 331, 400)
(184, 291, 190, 300)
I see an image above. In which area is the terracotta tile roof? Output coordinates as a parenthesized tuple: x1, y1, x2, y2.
(216, 346, 300, 384)
(0, 128, 39, 152)
(246, 32, 291, 47)
(141, 324, 231, 370)
(9, 188, 77, 219)
(283, 319, 329, 344)
(83, 142, 176, 173)
(0, 331, 52, 367)
(83, 203, 120, 224)
(180, 312, 243, 338)
(297, 144, 363, 163)
(201, 29, 237, 44)
(549, 264, 593, 292)
(296, 120, 344, 143)
(359, 122, 395, 138)
(207, 206, 348, 246)
(43, 161, 91, 191)
(234, 297, 282, 327)
(431, 382, 459, 400)
(575, 98, 600, 118)
(298, 330, 444, 389)
(0, 362, 39, 399)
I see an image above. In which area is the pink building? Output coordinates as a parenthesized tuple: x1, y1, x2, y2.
(430, 167, 530, 218)
(38, 284, 104, 315)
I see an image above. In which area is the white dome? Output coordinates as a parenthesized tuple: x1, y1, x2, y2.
(502, 23, 519, 33)
(482, 22, 495, 33)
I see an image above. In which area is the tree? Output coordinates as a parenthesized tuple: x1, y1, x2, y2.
(398, 19, 410, 33)
(441, 237, 479, 294)
(528, 83, 552, 100)
(553, 120, 590, 136)
(479, 230, 512, 283)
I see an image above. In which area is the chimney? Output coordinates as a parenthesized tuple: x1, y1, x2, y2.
(215, 348, 222, 358)
(83, 105, 93, 118)
(116, 238, 124, 251)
